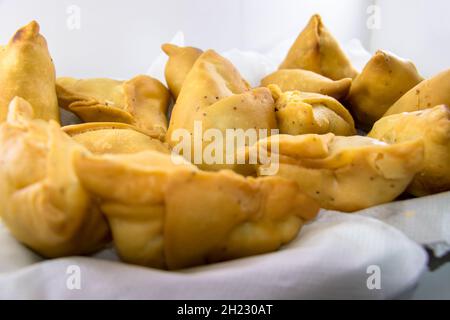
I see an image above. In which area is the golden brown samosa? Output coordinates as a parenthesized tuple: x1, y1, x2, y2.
(347, 50, 423, 129)
(0, 21, 59, 122)
(269, 85, 356, 136)
(279, 14, 358, 80)
(162, 43, 203, 99)
(384, 69, 450, 116)
(166, 49, 277, 172)
(63, 122, 170, 155)
(74, 150, 319, 269)
(369, 105, 450, 196)
(56, 75, 170, 139)
(254, 133, 424, 212)
(261, 69, 352, 100)
(0, 97, 109, 257)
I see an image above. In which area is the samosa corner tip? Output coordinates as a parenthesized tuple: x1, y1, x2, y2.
(267, 84, 282, 100)
(11, 20, 41, 43)
(161, 43, 179, 55)
(311, 13, 322, 23)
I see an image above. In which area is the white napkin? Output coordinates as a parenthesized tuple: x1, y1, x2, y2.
(359, 192, 450, 257)
(0, 33, 447, 299)
(0, 212, 427, 299)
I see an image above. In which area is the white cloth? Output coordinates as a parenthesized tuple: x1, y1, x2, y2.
(0, 212, 427, 299)
(360, 192, 450, 257)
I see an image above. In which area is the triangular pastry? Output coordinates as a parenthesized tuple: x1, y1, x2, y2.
(261, 69, 351, 100)
(74, 150, 319, 269)
(384, 69, 450, 116)
(269, 84, 356, 136)
(0, 97, 109, 257)
(254, 133, 424, 212)
(166, 50, 277, 172)
(347, 50, 423, 129)
(369, 105, 450, 196)
(63, 122, 170, 155)
(0, 21, 59, 123)
(56, 75, 170, 139)
(162, 43, 203, 99)
(279, 14, 358, 80)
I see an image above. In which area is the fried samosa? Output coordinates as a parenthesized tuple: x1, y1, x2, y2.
(369, 105, 450, 196)
(347, 50, 423, 129)
(166, 49, 277, 172)
(0, 21, 59, 123)
(0, 97, 109, 257)
(162, 43, 203, 99)
(254, 133, 424, 212)
(384, 69, 450, 116)
(269, 85, 356, 136)
(56, 75, 170, 139)
(261, 69, 352, 100)
(74, 150, 319, 269)
(279, 14, 358, 80)
(63, 122, 170, 155)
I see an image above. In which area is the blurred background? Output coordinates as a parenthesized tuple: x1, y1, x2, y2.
(0, 0, 448, 79)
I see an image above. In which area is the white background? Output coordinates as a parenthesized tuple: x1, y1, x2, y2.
(0, 0, 448, 79)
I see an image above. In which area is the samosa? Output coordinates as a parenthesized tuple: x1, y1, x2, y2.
(279, 14, 358, 80)
(347, 50, 423, 129)
(63, 122, 170, 155)
(0, 97, 109, 257)
(74, 149, 319, 269)
(254, 133, 424, 212)
(269, 85, 356, 136)
(162, 44, 203, 99)
(166, 49, 277, 172)
(261, 69, 352, 100)
(369, 105, 450, 196)
(56, 75, 170, 139)
(384, 69, 450, 116)
(0, 21, 59, 122)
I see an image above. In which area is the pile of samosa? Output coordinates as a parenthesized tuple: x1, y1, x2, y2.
(0, 16, 448, 270)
